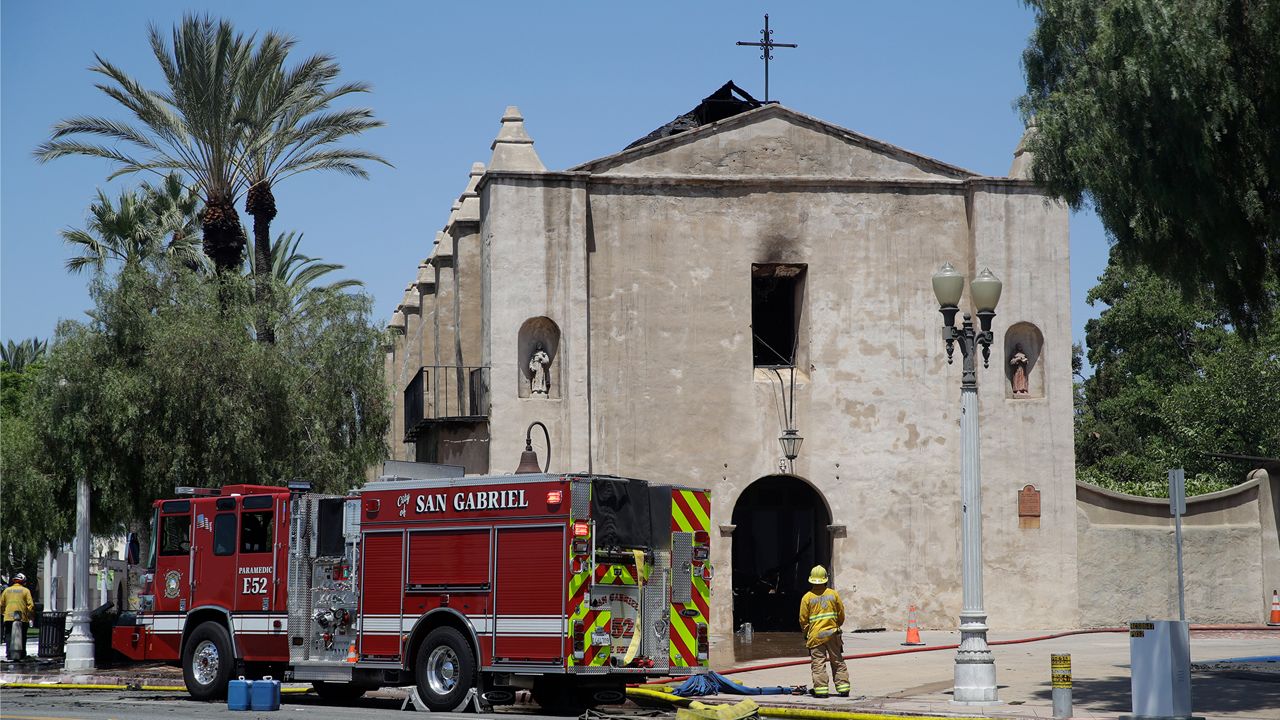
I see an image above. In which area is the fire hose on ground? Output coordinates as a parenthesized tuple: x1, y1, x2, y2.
(647, 624, 1274, 682)
(625, 624, 1278, 718)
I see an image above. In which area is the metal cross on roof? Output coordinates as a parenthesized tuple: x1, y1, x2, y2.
(736, 13, 797, 103)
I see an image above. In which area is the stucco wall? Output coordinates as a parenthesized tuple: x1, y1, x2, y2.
(480, 176, 593, 475)
(462, 105, 1077, 635)
(1076, 471, 1278, 626)
(573, 171, 1075, 633)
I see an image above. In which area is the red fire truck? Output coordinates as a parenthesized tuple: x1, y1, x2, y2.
(113, 462, 713, 711)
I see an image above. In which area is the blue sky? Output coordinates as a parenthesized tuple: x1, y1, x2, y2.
(1, 0, 1107, 367)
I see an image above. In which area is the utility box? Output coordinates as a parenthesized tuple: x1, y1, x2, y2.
(1128, 620, 1193, 719)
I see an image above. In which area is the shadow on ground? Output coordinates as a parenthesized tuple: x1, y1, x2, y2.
(1030, 671, 1280, 715)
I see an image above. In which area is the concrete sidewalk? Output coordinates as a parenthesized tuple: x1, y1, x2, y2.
(694, 628, 1280, 719)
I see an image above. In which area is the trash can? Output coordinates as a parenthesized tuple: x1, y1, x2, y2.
(38, 611, 67, 658)
(89, 602, 117, 662)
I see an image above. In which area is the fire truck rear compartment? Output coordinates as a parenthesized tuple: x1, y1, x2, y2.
(286, 494, 361, 682)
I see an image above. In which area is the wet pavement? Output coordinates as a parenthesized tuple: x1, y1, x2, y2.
(712, 631, 811, 666)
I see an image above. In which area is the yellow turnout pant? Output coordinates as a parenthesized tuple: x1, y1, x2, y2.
(808, 634, 850, 695)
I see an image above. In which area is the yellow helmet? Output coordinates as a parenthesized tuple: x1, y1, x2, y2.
(808, 565, 828, 584)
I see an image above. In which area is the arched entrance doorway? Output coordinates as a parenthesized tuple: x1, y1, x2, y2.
(731, 475, 832, 631)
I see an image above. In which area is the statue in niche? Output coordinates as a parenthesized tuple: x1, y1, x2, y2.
(1010, 344, 1030, 395)
(528, 343, 551, 395)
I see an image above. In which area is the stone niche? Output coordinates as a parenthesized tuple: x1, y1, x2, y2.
(1004, 321, 1045, 399)
(518, 316, 561, 399)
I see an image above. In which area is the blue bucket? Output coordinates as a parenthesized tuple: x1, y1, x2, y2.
(227, 677, 253, 711)
(250, 675, 281, 711)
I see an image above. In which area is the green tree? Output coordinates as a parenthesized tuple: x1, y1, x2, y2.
(142, 172, 203, 261)
(247, 231, 363, 323)
(1, 338, 48, 372)
(1075, 250, 1280, 496)
(1, 356, 69, 577)
(35, 15, 278, 272)
(239, 50, 388, 342)
(59, 175, 203, 274)
(1019, 0, 1280, 333)
(28, 263, 390, 533)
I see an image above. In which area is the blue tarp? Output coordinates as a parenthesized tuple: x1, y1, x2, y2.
(671, 671, 791, 697)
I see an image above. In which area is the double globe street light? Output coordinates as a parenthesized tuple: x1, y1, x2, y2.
(931, 262, 1002, 705)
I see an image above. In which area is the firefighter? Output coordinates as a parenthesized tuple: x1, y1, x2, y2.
(3, 573, 34, 662)
(798, 565, 849, 698)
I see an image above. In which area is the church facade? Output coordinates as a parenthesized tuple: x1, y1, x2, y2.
(384, 87, 1077, 635)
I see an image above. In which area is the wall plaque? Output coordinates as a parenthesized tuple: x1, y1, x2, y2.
(1018, 485, 1041, 516)
(1018, 484, 1041, 529)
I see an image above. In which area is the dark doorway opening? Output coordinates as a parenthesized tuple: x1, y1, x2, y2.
(731, 475, 831, 631)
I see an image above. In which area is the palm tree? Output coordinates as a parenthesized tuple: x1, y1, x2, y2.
(1, 338, 48, 372)
(60, 187, 156, 274)
(239, 49, 388, 342)
(35, 15, 280, 273)
(141, 172, 202, 256)
(246, 231, 362, 324)
(59, 175, 204, 274)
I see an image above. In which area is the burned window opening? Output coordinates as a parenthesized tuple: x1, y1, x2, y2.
(752, 264, 806, 367)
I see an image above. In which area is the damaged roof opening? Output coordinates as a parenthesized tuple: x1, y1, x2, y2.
(625, 81, 764, 150)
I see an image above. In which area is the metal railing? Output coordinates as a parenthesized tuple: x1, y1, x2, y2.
(404, 366, 490, 440)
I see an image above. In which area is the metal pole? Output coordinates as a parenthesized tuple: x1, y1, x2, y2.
(1169, 468, 1186, 622)
(1174, 507, 1186, 622)
(763, 14, 770, 102)
(63, 475, 95, 671)
(1051, 653, 1072, 719)
(952, 314, 998, 704)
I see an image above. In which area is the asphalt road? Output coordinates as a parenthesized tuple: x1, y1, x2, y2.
(0, 688, 579, 720)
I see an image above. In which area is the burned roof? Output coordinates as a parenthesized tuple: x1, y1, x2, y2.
(625, 81, 764, 150)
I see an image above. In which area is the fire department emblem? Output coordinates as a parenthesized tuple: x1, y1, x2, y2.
(163, 570, 182, 599)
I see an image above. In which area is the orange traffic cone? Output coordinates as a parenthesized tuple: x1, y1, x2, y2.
(1268, 590, 1280, 626)
(902, 604, 925, 646)
(345, 643, 358, 663)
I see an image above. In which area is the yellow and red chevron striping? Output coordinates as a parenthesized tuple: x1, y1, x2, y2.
(594, 562, 638, 586)
(671, 489, 710, 533)
(691, 576, 710, 619)
(580, 607, 611, 666)
(668, 609, 698, 666)
(569, 572, 589, 613)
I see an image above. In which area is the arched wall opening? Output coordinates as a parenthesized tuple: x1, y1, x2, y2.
(517, 316, 561, 399)
(1004, 321, 1046, 398)
(731, 475, 832, 631)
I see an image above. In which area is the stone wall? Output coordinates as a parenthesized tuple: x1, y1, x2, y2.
(1076, 469, 1279, 626)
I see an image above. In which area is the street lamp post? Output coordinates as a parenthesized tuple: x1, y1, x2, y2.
(932, 262, 1002, 705)
(63, 474, 95, 671)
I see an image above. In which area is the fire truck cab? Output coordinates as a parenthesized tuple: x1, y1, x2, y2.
(114, 463, 712, 711)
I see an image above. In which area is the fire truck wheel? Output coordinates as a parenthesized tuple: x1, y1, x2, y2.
(414, 626, 476, 711)
(312, 681, 368, 704)
(182, 622, 233, 701)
